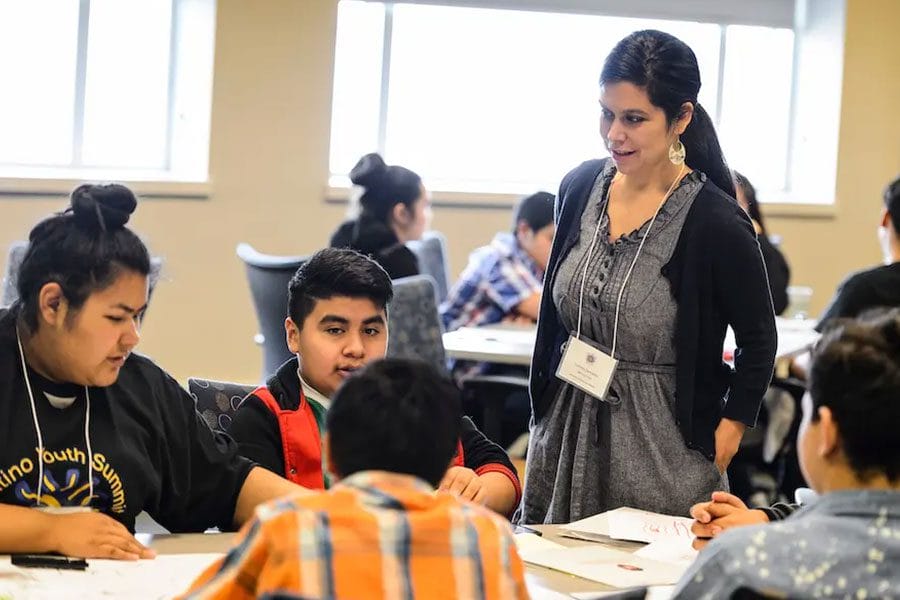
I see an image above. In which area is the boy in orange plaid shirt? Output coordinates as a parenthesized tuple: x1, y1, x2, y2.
(181, 358, 529, 600)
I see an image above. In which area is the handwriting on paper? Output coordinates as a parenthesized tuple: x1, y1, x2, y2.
(606, 507, 694, 544)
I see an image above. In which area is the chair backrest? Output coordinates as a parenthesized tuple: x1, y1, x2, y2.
(236, 243, 307, 380)
(1, 241, 29, 308)
(407, 230, 451, 304)
(188, 377, 256, 434)
(387, 275, 447, 374)
(2, 241, 164, 309)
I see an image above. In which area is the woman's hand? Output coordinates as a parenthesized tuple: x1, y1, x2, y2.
(50, 512, 156, 560)
(713, 418, 746, 474)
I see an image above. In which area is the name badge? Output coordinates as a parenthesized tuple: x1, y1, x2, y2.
(555, 335, 618, 400)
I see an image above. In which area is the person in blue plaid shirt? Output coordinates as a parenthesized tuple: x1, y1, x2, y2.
(441, 191, 555, 333)
(441, 192, 554, 447)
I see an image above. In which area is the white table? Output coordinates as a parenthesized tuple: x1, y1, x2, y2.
(0, 528, 654, 599)
(442, 323, 536, 366)
(443, 317, 820, 374)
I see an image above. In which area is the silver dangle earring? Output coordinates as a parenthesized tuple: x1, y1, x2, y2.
(668, 137, 686, 165)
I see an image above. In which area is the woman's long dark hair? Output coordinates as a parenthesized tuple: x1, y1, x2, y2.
(600, 30, 735, 198)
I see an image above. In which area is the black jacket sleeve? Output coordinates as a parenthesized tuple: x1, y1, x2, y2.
(815, 272, 869, 332)
(228, 394, 286, 477)
(712, 209, 778, 427)
(758, 501, 799, 521)
(151, 371, 254, 533)
(459, 417, 517, 476)
(758, 236, 790, 316)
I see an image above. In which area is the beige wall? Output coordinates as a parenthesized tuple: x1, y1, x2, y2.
(1, 0, 898, 383)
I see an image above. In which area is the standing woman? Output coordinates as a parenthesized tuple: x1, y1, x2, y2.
(0, 184, 299, 559)
(520, 30, 777, 524)
(330, 152, 431, 279)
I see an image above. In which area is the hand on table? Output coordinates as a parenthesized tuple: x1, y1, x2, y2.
(689, 491, 769, 550)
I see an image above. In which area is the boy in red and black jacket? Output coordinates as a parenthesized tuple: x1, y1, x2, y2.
(229, 247, 520, 516)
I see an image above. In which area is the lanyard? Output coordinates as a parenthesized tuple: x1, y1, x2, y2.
(16, 328, 94, 508)
(575, 164, 686, 358)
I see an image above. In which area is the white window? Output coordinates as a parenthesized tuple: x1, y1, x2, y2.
(0, 0, 216, 184)
(330, 0, 841, 205)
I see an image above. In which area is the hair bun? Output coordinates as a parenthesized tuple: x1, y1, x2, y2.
(70, 184, 138, 231)
(349, 153, 388, 188)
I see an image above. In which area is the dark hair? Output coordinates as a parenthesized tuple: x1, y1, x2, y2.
(326, 358, 462, 486)
(733, 171, 768, 237)
(512, 191, 555, 234)
(883, 175, 900, 233)
(808, 309, 900, 483)
(288, 247, 393, 328)
(350, 153, 423, 225)
(600, 30, 735, 198)
(14, 184, 151, 332)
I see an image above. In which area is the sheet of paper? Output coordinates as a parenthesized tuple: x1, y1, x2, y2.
(606, 508, 693, 544)
(563, 510, 611, 536)
(634, 538, 697, 567)
(0, 553, 222, 600)
(520, 545, 688, 588)
(565, 507, 694, 544)
(514, 532, 565, 553)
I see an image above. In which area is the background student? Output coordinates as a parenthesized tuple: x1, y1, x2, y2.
(329, 152, 431, 279)
(441, 190, 556, 333)
(733, 170, 790, 315)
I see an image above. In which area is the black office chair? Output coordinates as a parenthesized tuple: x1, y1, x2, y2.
(187, 377, 257, 434)
(236, 243, 307, 381)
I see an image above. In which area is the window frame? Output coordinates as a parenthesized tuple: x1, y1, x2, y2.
(328, 0, 845, 214)
(0, 0, 216, 198)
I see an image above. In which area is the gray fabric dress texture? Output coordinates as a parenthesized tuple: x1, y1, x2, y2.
(521, 163, 727, 525)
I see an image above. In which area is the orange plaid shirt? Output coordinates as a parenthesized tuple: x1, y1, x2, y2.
(180, 471, 530, 599)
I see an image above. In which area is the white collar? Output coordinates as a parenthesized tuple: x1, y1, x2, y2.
(298, 369, 331, 409)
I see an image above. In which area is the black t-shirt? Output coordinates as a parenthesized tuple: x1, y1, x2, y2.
(816, 262, 900, 331)
(0, 309, 254, 532)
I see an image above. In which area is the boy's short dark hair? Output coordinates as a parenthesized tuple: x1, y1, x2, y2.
(512, 191, 555, 234)
(288, 247, 393, 328)
(326, 358, 462, 487)
(809, 308, 900, 482)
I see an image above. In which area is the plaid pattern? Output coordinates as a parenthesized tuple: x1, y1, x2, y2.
(180, 471, 529, 600)
(441, 233, 544, 332)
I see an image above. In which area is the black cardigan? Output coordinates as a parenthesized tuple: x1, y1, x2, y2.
(530, 159, 777, 459)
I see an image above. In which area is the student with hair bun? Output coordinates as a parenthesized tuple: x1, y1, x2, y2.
(330, 153, 431, 279)
(0, 184, 300, 560)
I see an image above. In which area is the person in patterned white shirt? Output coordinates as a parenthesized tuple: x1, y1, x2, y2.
(673, 310, 900, 599)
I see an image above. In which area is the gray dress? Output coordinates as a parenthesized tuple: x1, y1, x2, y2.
(521, 163, 727, 524)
